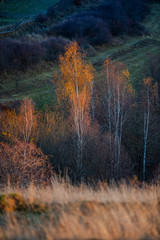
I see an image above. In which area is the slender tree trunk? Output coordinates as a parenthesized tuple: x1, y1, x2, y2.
(91, 79, 95, 124)
(143, 108, 150, 182)
(143, 86, 150, 183)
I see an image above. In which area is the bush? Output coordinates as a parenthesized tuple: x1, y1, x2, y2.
(35, 13, 49, 24)
(41, 37, 69, 62)
(46, 0, 74, 19)
(0, 39, 45, 73)
(57, 0, 74, 11)
(0, 140, 53, 187)
(48, 0, 149, 45)
(0, 36, 69, 73)
(128, 22, 149, 36)
(73, 0, 86, 5)
(50, 16, 112, 46)
(121, 0, 149, 22)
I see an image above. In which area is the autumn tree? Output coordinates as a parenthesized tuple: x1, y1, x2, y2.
(1, 98, 38, 143)
(0, 98, 54, 186)
(56, 42, 95, 176)
(99, 58, 134, 178)
(142, 77, 158, 182)
(0, 140, 53, 186)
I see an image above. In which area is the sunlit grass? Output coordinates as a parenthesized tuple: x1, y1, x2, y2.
(0, 179, 160, 240)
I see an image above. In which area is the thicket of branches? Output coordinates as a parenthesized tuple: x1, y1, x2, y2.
(0, 37, 69, 73)
(48, 0, 149, 44)
(0, 42, 159, 185)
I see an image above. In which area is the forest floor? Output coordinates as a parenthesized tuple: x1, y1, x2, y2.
(0, 2, 160, 108)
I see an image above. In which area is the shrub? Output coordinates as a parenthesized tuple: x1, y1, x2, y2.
(57, 0, 74, 11)
(90, 1, 131, 35)
(73, 0, 86, 5)
(0, 39, 45, 73)
(48, 0, 149, 45)
(128, 22, 149, 36)
(121, 0, 149, 22)
(50, 16, 112, 46)
(41, 37, 69, 62)
(0, 193, 47, 213)
(46, 0, 74, 19)
(0, 193, 26, 213)
(0, 37, 69, 73)
(35, 13, 48, 24)
(0, 140, 53, 187)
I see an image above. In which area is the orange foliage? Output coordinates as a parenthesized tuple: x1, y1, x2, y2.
(57, 42, 95, 173)
(0, 98, 38, 143)
(0, 140, 53, 187)
(57, 42, 95, 135)
(57, 42, 94, 106)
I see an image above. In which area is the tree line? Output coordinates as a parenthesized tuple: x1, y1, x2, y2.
(0, 42, 159, 186)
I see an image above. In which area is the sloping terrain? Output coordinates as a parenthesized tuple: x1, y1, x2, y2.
(0, 2, 160, 107)
(0, 0, 59, 25)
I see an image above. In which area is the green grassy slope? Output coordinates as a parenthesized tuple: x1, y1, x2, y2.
(90, 3, 160, 90)
(0, 3, 160, 107)
(0, 0, 59, 25)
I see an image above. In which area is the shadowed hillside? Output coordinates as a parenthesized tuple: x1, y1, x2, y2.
(0, 1, 160, 103)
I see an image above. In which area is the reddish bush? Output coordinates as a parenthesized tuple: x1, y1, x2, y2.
(0, 140, 54, 187)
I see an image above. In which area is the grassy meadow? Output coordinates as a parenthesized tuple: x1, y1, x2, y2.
(0, 3, 160, 106)
(0, 0, 60, 25)
(0, 179, 160, 240)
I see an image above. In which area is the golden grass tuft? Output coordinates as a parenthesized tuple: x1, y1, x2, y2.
(0, 178, 160, 240)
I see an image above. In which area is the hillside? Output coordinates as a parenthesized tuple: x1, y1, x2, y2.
(0, 0, 59, 25)
(0, 1, 160, 107)
(0, 4, 160, 239)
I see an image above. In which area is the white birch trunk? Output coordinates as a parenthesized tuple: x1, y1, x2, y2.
(143, 87, 150, 183)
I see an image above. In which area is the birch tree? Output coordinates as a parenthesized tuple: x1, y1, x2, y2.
(142, 77, 158, 182)
(100, 59, 134, 177)
(1, 98, 38, 167)
(1, 98, 38, 144)
(57, 42, 95, 175)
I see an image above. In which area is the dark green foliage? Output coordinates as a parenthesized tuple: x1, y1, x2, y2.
(41, 37, 70, 62)
(0, 37, 67, 73)
(36, 13, 49, 24)
(0, 39, 45, 73)
(49, 16, 112, 46)
(49, 0, 149, 46)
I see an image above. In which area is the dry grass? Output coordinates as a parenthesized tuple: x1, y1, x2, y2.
(0, 178, 160, 240)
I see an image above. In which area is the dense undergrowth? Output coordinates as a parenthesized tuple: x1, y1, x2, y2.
(0, 0, 160, 184)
